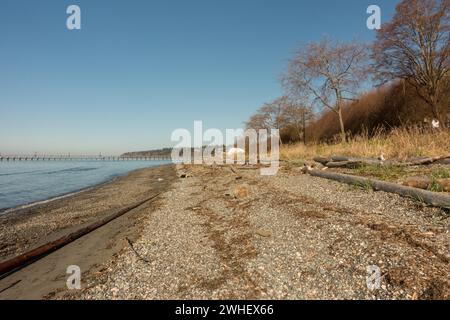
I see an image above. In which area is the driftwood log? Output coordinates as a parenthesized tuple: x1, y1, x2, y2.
(314, 155, 450, 169)
(0, 193, 161, 279)
(436, 158, 450, 165)
(308, 170, 450, 208)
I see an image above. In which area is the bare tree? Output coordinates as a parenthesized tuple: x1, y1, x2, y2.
(245, 96, 314, 144)
(282, 98, 314, 144)
(283, 38, 369, 142)
(372, 0, 449, 124)
(258, 97, 288, 130)
(245, 113, 267, 131)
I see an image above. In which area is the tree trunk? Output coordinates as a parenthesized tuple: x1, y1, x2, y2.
(337, 106, 346, 143)
(302, 110, 307, 144)
(296, 127, 303, 144)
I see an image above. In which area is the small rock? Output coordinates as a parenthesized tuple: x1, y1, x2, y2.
(233, 185, 249, 199)
(402, 176, 431, 190)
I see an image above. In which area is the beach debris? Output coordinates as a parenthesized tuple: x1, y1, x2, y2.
(157, 178, 164, 182)
(233, 185, 249, 199)
(126, 237, 151, 263)
(402, 176, 431, 190)
(255, 229, 272, 238)
(179, 172, 188, 178)
(229, 166, 238, 174)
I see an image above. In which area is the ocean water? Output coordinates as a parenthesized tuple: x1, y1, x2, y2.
(0, 160, 170, 212)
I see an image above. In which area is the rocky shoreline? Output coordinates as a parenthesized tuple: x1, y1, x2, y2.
(57, 164, 448, 300)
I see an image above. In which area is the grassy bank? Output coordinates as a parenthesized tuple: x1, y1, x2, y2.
(281, 127, 450, 161)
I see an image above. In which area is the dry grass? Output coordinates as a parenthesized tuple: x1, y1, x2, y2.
(281, 127, 450, 161)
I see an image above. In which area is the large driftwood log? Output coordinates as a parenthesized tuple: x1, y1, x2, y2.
(325, 158, 384, 168)
(314, 155, 450, 168)
(308, 170, 450, 208)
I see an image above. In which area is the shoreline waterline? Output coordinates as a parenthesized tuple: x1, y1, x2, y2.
(0, 177, 116, 216)
(0, 160, 171, 214)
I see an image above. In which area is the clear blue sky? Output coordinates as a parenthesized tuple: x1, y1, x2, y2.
(0, 0, 398, 155)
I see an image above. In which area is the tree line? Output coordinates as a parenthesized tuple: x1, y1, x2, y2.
(246, 0, 449, 144)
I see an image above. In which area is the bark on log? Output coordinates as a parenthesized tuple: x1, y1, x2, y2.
(0, 193, 161, 279)
(313, 157, 331, 166)
(308, 170, 450, 208)
(436, 158, 450, 165)
(315, 155, 450, 168)
(325, 161, 359, 168)
(325, 159, 383, 168)
(331, 156, 350, 162)
(406, 157, 434, 166)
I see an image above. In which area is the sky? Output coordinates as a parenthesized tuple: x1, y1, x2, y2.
(0, 0, 398, 155)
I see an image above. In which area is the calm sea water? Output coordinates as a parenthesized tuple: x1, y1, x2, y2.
(0, 160, 170, 212)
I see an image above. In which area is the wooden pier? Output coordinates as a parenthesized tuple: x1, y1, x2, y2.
(0, 155, 172, 162)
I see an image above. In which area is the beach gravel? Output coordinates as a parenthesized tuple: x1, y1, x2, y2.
(59, 164, 449, 300)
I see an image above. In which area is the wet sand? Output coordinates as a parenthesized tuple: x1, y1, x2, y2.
(0, 164, 177, 299)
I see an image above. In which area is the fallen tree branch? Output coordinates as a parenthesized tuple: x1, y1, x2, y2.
(0, 280, 21, 294)
(126, 237, 151, 263)
(307, 170, 450, 208)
